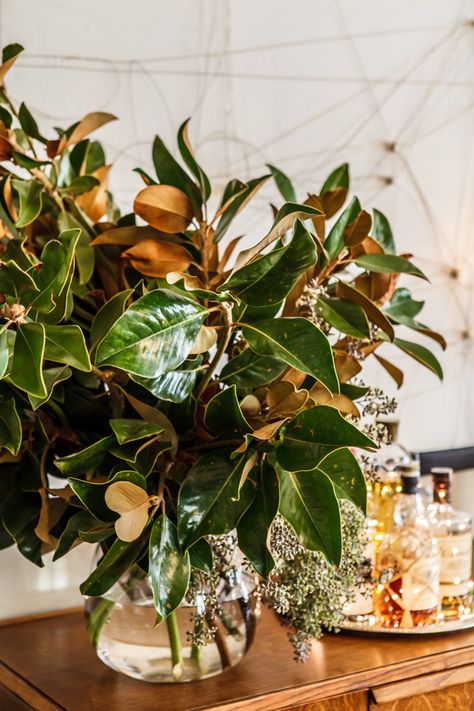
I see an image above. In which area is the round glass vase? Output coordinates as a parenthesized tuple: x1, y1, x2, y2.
(84, 566, 260, 683)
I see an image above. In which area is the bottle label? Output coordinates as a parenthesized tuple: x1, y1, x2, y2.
(402, 555, 440, 611)
(438, 532, 472, 583)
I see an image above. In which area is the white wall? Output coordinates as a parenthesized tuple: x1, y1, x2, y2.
(0, 0, 473, 616)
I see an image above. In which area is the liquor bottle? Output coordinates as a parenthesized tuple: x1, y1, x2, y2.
(344, 515, 377, 622)
(375, 471, 440, 628)
(428, 467, 473, 618)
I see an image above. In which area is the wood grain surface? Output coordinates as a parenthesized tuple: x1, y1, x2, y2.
(1, 608, 474, 710)
(371, 681, 474, 710)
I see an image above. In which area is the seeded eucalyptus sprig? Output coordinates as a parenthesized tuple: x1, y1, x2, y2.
(0, 44, 444, 636)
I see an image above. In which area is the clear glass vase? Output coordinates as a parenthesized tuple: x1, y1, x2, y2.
(84, 565, 260, 683)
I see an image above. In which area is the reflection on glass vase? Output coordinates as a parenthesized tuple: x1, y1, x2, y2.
(84, 564, 260, 683)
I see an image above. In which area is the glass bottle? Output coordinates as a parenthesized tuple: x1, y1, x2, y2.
(428, 467, 473, 619)
(344, 515, 377, 622)
(375, 471, 440, 628)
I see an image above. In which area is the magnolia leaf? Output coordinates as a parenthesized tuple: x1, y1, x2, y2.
(344, 210, 372, 247)
(131, 358, 203, 403)
(61, 175, 100, 196)
(239, 394, 261, 418)
(110, 419, 163, 445)
(0, 260, 39, 300)
(134, 184, 194, 234)
(221, 220, 316, 306)
(29, 229, 81, 312)
(337, 282, 395, 340)
(122, 240, 192, 278)
(324, 196, 360, 260)
(393, 337, 443, 380)
(76, 164, 110, 222)
(10, 323, 47, 398)
(177, 118, 211, 201)
(178, 450, 255, 549)
(12, 179, 43, 228)
(64, 112, 117, 149)
(28, 365, 72, 410)
(243, 317, 339, 394)
(317, 448, 367, 513)
(53, 511, 102, 561)
(0, 43, 24, 86)
(188, 538, 213, 573)
(316, 296, 370, 339)
(91, 225, 175, 247)
(55, 436, 116, 476)
(355, 254, 428, 280)
(320, 163, 349, 207)
(266, 163, 297, 202)
(166, 271, 233, 302)
(124, 392, 179, 457)
(374, 353, 404, 388)
(44, 324, 91, 371)
(90, 288, 134, 349)
(0, 329, 8, 379)
(237, 460, 279, 577)
(96, 289, 207, 378)
(372, 208, 396, 253)
(150, 514, 190, 618)
(0, 397, 21, 455)
(69, 471, 146, 521)
(80, 535, 147, 596)
(214, 176, 269, 243)
(233, 202, 322, 271)
(205, 385, 251, 434)
(190, 325, 217, 355)
(220, 349, 286, 389)
(105, 481, 150, 542)
(277, 405, 377, 471)
(277, 465, 342, 565)
(152, 134, 202, 214)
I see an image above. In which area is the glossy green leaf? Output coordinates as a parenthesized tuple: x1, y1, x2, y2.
(243, 317, 339, 394)
(152, 133, 201, 213)
(57, 213, 94, 286)
(189, 538, 213, 573)
(80, 534, 147, 596)
(53, 510, 101, 561)
(29, 230, 81, 312)
(237, 460, 279, 577)
(233, 202, 322, 271)
(355, 254, 428, 280)
(44, 324, 91, 371)
(316, 296, 370, 339)
(18, 102, 42, 140)
(214, 176, 269, 243)
(340, 383, 370, 400)
(149, 514, 190, 618)
(221, 220, 316, 306)
(220, 348, 286, 389)
(276, 405, 377, 471)
(110, 419, 163, 445)
(62, 175, 100, 195)
(69, 470, 146, 521)
(372, 208, 396, 253)
(55, 436, 116, 476)
(324, 196, 360, 260)
(277, 465, 341, 564)
(10, 322, 46, 398)
(337, 281, 395, 340)
(317, 448, 367, 514)
(267, 163, 297, 202)
(95, 289, 207, 378)
(0, 261, 38, 300)
(90, 288, 134, 349)
(0, 329, 9, 379)
(12, 179, 44, 228)
(2, 43, 24, 64)
(0, 397, 21, 455)
(393, 337, 443, 380)
(177, 119, 211, 201)
(131, 358, 203, 403)
(320, 163, 349, 195)
(28, 365, 71, 410)
(2, 489, 42, 566)
(178, 450, 255, 549)
(204, 385, 250, 434)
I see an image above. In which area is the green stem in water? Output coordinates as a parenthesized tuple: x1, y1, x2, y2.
(166, 611, 183, 680)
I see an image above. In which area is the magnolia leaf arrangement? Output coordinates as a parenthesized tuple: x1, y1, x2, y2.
(0, 45, 445, 647)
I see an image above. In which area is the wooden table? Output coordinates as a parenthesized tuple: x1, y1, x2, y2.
(1, 607, 474, 710)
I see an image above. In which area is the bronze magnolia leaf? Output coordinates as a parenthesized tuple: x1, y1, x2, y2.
(76, 164, 110, 223)
(134, 184, 194, 233)
(122, 239, 192, 278)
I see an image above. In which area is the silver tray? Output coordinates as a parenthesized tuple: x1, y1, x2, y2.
(339, 613, 474, 636)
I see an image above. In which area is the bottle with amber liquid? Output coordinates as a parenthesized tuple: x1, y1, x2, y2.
(376, 471, 440, 628)
(428, 467, 473, 618)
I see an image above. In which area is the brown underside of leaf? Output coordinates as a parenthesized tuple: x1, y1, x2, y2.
(134, 184, 194, 233)
(122, 239, 192, 278)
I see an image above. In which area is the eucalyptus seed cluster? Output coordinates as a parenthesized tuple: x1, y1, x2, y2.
(270, 515, 305, 560)
(265, 501, 368, 662)
(295, 281, 330, 333)
(360, 386, 397, 417)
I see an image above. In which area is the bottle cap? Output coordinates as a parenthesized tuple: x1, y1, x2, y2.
(400, 470, 420, 494)
(431, 467, 453, 479)
(431, 467, 453, 503)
